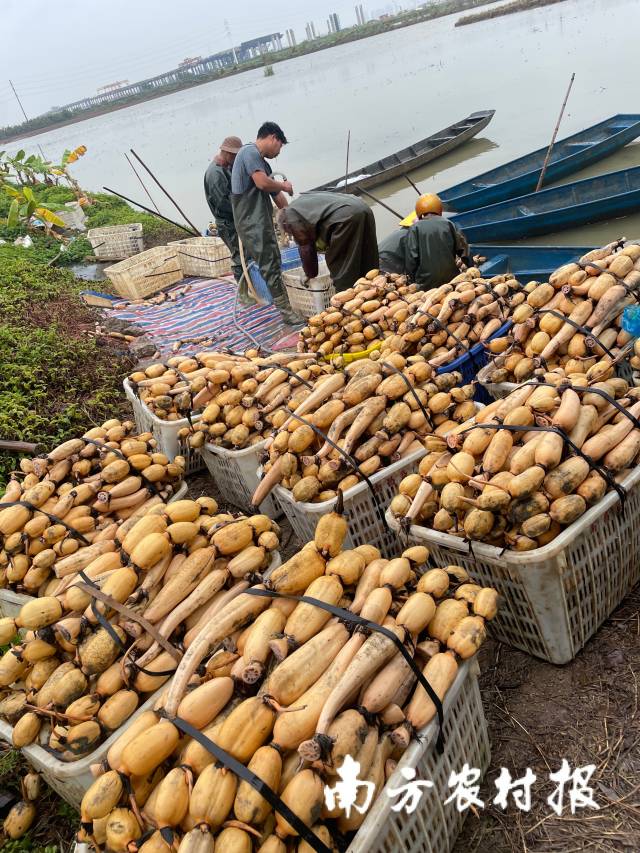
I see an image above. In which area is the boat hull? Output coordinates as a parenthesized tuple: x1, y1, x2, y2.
(310, 110, 495, 193)
(452, 166, 640, 242)
(472, 244, 594, 281)
(442, 114, 640, 212)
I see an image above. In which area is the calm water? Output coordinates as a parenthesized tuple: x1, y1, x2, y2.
(11, 0, 640, 246)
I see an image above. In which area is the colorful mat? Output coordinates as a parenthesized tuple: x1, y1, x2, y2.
(111, 276, 297, 356)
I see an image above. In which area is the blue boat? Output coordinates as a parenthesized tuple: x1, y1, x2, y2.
(471, 244, 594, 282)
(450, 166, 640, 242)
(441, 115, 640, 212)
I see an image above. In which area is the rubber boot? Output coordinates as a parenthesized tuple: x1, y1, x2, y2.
(237, 274, 257, 307)
(272, 292, 304, 327)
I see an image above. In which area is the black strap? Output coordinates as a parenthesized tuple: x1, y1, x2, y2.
(462, 421, 627, 503)
(518, 380, 640, 431)
(143, 264, 182, 279)
(285, 279, 333, 294)
(280, 411, 388, 531)
(76, 570, 181, 663)
(335, 303, 384, 341)
(83, 437, 162, 497)
(578, 259, 640, 302)
(77, 570, 178, 678)
(425, 315, 472, 355)
(168, 716, 333, 853)
(380, 361, 434, 431)
(267, 363, 314, 391)
(242, 587, 445, 753)
(0, 500, 92, 545)
(174, 249, 232, 264)
(535, 310, 617, 359)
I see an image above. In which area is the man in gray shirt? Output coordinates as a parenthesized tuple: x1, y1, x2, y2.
(231, 121, 300, 325)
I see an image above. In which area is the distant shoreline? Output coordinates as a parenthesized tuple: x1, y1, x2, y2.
(1, 0, 502, 145)
(456, 0, 569, 26)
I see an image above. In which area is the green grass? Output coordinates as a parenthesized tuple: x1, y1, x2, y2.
(84, 192, 186, 246)
(0, 187, 185, 267)
(0, 742, 77, 853)
(0, 257, 133, 486)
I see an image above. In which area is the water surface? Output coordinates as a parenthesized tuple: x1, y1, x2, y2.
(12, 0, 640, 246)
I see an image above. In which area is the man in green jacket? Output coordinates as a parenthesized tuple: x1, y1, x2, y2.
(378, 227, 409, 274)
(231, 122, 300, 324)
(204, 136, 255, 303)
(277, 191, 379, 291)
(405, 193, 470, 290)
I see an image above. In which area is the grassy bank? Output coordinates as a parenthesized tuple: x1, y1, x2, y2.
(0, 257, 135, 486)
(0, 189, 186, 486)
(0, 189, 184, 485)
(0, 187, 186, 266)
(456, 0, 569, 25)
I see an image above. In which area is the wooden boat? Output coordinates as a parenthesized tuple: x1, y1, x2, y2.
(451, 167, 640, 242)
(471, 244, 594, 282)
(441, 115, 640, 212)
(309, 110, 495, 193)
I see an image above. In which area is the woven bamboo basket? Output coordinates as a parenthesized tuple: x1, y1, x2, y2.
(104, 246, 183, 300)
(87, 223, 144, 261)
(169, 236, 232, 277)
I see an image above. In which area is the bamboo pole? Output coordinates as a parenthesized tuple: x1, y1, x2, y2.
(535, 72, 575, 192)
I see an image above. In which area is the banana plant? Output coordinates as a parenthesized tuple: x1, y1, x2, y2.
(0, 182, 65, 231)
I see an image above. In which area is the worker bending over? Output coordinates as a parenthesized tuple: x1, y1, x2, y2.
(405, 193, 470, 289)
(378, 227, 409, 274)
(231, 122, 300, 324)
(277, 191, 379, 292)
(204, 136, 255, 305)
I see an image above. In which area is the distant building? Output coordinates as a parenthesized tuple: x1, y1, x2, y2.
(329, 12, 341, 31)
(286, 29, 296, 47)
(179, 57, 203, 67)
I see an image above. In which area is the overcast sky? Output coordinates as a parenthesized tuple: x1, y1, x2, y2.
(0, 0, 413, 124)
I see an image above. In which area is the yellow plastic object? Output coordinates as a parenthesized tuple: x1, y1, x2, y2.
(399, 212, 416, 227)
(323, 340, 382, 365)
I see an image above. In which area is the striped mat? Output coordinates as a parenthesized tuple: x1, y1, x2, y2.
(112, 276, 297, 357)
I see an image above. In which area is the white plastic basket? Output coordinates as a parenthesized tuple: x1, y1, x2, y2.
(348, 658, 490, 853)
(282, 261, 335, 318)
(124, 379, 204, 474)
(476, 363, 517, 400)
(104, 246, 183, 300)
(87, 224, 144, 261)
(386, 465, 640, 664)
(271, 448, 426, 558)
(0, 482, 188, 619)
(0, 546, 281, 809)
(201, 440, 278, 516)
(0, 691, 160, 808)
(0, 589, 31, 620)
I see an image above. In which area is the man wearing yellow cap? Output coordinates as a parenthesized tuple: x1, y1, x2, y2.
(405, 193, 469, 290)
(204, 136, 253, 304)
